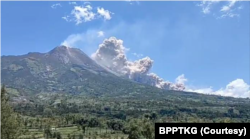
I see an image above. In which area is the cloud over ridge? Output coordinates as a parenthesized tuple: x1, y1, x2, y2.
(186, 79, 250, 98)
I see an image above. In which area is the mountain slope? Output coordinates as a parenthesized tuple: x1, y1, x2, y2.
(1, 46, 131, 95)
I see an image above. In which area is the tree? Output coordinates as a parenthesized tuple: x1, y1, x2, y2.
(56, 132, 62, 139)
(128, 119, 154, 139)
(32, 134, 37, 139)
(43, 108, 53, 117)
(150, 113, 157, 121)
(128, 120, 142, 139)
(141, 120, 155, 139)
(79, 134, 84, 139)
(1, 85, 23, 139)
(44, 126, 52, 139)
(53, 132, 57, 138)
(68, 134, 72, 139)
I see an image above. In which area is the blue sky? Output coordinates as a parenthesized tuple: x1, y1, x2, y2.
(1, 1, 249, 97)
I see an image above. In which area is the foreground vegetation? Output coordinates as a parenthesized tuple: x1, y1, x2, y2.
(2, 84, 250, 139)
(1, 86, 23, 139)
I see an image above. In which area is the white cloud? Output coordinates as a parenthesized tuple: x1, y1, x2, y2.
(175, 74, 188, 85)
(62, 16, 70, 22)
(97, 7, 112, 20)
(132, 53, 143, 58)
(51, 3, 62, 9)
(216, 79, 250, 98)
(197, 0, 242, 18)
(62, 4, 113, 25)
(197, 1, 218, 14)
(221, 0, 239, 12)
(238, 6, 243, 10)
(97, 31, 105, 37)
(125, 0, 140, 5)
(83, 1, 91, 5)
(186, 79, 250, 98)
(69, 2, 77, 5)
(220, 5, 230, 12)
(219, 0, 241, 18)
(71, 5, 96, 25)
(125, 0, 132, 1)
(220, 12, 239, 18)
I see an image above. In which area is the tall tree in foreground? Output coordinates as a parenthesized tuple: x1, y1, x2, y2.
(1, 85, 23, 139)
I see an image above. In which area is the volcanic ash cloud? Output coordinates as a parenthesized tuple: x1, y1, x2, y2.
(92, 37, 186, 91)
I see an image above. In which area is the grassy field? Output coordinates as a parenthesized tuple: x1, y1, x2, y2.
(19, 126, 128, 139)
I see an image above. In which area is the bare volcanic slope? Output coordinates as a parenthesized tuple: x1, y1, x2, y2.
(1, 45, 135, 95)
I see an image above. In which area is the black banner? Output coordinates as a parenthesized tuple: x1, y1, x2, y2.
(155, 123, 249, 138)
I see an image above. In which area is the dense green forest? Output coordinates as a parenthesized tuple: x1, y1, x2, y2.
(2, 84, 250, 139)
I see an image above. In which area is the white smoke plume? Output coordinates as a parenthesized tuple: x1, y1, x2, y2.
(92, 37, 186, 91)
